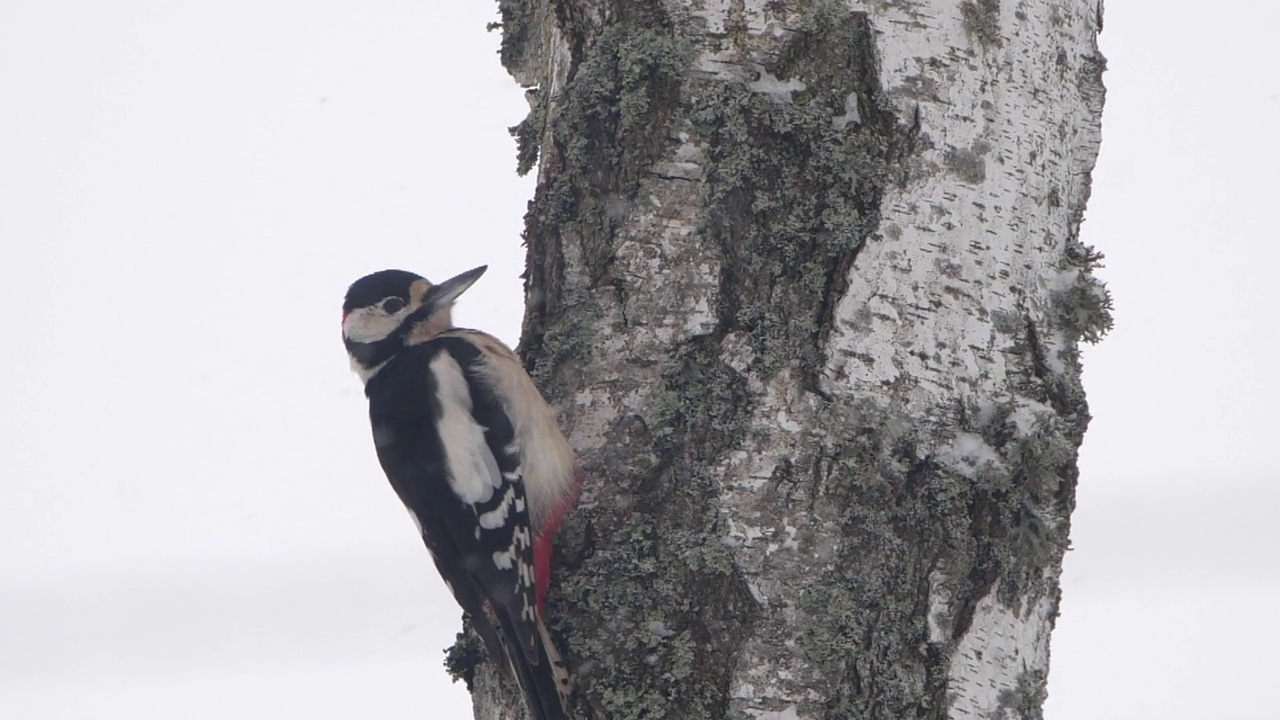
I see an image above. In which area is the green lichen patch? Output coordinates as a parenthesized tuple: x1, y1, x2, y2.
(1052, 241, 1113, 344)
(443, 616, 486, 691)
(554, 509, 758, 720)
(941, 396, 1081, 612)
(650, 336, 752, 461)
(507, 7, 770, 713)
(798, 451, 950, 719)
(960, 0, 1003, 48)
(787, 389, 1078, 716)
(518, 20, 691, 389)
(521, 285, 601, 397)
(498, 0, 1091, 717)
(1004, 312, 1092, 432)
(509, 88, 545, 176)
(691, 8, 903, 387)
(548, 335, 758, 718)
(533, 21, 690, 243)
(995, 668, 1048, 720)
(945, 146, 988, 184)
(494, 0, 534, 73)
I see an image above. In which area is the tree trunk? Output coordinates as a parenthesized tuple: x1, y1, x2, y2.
(464, 0, 1109, 718)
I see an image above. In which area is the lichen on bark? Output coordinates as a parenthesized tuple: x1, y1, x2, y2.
(461, 0, 1110, 718)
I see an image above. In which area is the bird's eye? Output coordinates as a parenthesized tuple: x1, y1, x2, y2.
(381, 297, 407, 314)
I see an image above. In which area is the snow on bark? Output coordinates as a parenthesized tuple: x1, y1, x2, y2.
(468, 1, 1109, 719)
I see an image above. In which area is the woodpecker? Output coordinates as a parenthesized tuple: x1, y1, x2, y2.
(341, 265, 578, 720)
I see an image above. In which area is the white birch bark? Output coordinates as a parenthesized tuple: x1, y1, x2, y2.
(463, 1, 1110, 718)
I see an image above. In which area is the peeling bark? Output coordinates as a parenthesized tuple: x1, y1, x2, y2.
(465, 1, 1109, 718)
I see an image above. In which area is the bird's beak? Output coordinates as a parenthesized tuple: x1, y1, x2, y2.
(427, 265, 487, 310)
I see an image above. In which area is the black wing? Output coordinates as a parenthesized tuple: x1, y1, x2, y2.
(366, 338, 540, 664)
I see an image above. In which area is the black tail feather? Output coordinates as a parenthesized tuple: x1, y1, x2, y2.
(491, 610, 571, 720)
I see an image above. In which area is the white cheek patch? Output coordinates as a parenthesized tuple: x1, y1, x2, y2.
(342, 307, 403, 344)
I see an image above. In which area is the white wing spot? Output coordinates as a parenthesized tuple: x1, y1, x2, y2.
(479, 485, 516, 530)
(493, 546, 517, 570)
(520, 588, 535, 622)
(493, 526, 533, 573)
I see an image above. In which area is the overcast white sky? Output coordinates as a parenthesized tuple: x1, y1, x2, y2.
(0, 2, 1275, 719)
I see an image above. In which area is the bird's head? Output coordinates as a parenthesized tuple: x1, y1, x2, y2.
(341, 265, 487, 382)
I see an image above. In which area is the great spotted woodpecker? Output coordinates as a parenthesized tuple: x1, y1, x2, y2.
(341, 265, 577, 720)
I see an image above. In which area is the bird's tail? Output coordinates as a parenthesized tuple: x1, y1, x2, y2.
(494, 611, 572, 720)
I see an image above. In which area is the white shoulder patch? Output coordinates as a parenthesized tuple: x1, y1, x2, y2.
(429, 352, 502, 505)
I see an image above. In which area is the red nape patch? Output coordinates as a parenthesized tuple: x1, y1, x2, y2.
(341, 310, 349, 323)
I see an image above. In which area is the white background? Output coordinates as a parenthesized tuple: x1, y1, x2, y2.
(1, 2, 1275, 719)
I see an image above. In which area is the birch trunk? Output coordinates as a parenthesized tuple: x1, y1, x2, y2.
(460, 1, 1110, 718)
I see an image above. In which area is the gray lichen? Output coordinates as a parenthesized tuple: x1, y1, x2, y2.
(995, 669, 1048, 720)
(780, 384, 1082, 716)
(474, 0, 1104, 718)
(945, 146, 988, 184)
(509, 88, 544, 177)
(1053, 241, 1114, 345)
(443, 618, 485, 691)
(960, 0, 1003, 48)
(517, 19, 692, 388)
(547, 340, 760, 719)
(554, 515, 757, 719)
(494, 0, 534, 74)
(691, 6, 906, 387)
